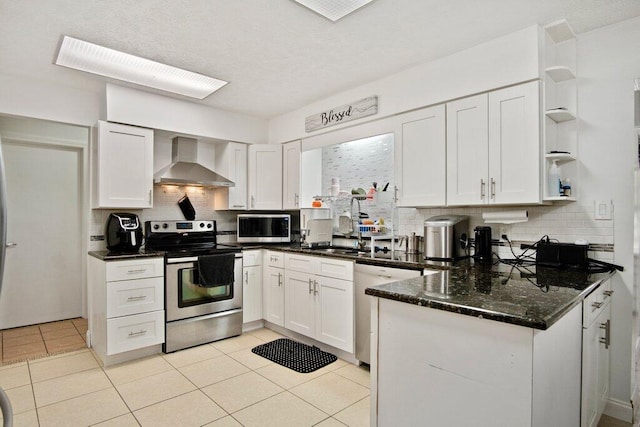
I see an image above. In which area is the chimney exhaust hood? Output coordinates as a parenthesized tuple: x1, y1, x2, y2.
(154, 137, 235, 188)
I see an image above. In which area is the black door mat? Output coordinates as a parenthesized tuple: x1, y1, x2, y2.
(251, 338, 338, 373)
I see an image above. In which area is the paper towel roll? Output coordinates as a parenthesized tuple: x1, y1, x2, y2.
(482, 210, 528, 224)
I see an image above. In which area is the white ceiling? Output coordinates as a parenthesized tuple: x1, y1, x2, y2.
(2, 0, 640, 120)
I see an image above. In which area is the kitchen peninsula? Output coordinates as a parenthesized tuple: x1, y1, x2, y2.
(365, 261, 615, 426)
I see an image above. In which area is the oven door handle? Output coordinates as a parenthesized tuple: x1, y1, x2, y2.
(167, 254, 241, 264)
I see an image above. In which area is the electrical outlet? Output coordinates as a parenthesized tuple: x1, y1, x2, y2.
(595, 200, 613, 220)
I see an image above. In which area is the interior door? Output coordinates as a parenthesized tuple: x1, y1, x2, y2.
(0, 141, 83, 329)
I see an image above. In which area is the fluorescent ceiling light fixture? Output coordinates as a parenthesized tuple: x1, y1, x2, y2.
(55, 36, 228, 99)
(294, 0, 373, 21)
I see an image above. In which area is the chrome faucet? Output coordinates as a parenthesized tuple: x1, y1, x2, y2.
(350, 197, 366, 251)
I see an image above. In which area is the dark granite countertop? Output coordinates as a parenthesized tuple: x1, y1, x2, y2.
(365, 260, 615, 330)
(88, 249, 165, 261)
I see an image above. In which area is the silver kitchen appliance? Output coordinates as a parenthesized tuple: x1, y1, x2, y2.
(237, 214, 291, 243)
(424, 215, 470, 261)
(145, 220, 243, 353)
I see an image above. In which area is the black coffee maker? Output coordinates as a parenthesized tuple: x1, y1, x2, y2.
(473, 226, 492, 263)
(106, 213, 143, 253)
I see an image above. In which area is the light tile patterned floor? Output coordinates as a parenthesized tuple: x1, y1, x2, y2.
(0, 328, 370, 426)
(0, 318, 88, 365)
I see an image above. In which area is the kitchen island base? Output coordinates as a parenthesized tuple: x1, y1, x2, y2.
(370, 297, 582, 427)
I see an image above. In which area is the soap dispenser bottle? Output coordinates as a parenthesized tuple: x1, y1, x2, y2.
(548, 160, 561, 197)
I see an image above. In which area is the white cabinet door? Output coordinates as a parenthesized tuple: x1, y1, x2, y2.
(316, 276, 354, 352)
(243, 265, 262, 323)
(248, 144, 283, 210)
(396, 105, 446, 207)
(215, 142, 248, 210)
(282, 140, 301, 210)
(446, 94, 489, 206)
(488, 81, 540, 204)
(263, 265, 284, 326)
(284, 270, 316, 337)
(93, 121, 153, 208)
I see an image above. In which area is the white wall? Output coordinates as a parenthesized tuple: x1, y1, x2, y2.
(0, 73, 102, 126)
(268, 25, 540, 144)
(577, 17, 640, 414)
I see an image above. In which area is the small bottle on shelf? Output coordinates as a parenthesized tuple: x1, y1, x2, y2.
(548, 160, 561, 197)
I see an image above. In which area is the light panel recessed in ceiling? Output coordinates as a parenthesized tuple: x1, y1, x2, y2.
(294, 0, 373, 21)
(54, 36, 228, 99)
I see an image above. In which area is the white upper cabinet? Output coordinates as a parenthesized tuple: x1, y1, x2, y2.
(248, 144, 283, 210)
(446, 94, 489, 205)
(488, 81, 540, 204)
(447, 81, 540, 206)
(92, 121, 154, 209)
(395, 105, 446, 207)
(215, 142, 248, 210)
(282, 140, 301, 210)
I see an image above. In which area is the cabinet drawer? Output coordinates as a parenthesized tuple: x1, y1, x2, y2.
(106, 258, 163, 282)
(106, 310, 164, 355)
(317, 257, 354, 281)
(106, 277, 164, 318)
(285, 253, 316, 273)
(583, 280, 612, 328)
(264, 251, 284, 268)
(243, 250, 262, 267)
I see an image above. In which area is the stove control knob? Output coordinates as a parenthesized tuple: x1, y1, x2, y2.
(199, 222, 205, 229)
(162, 223, 168, 229)
(153, 224, 160, 230)
(207, 223, 212, 229)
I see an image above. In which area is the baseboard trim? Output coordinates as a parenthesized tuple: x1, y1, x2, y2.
(604, 398, 633, 423)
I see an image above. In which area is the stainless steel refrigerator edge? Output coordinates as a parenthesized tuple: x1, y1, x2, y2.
(0, 135, 14, 426)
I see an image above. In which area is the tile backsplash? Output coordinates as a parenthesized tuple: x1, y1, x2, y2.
(396, 202, 614, 260)
(88, 185, 237, 251)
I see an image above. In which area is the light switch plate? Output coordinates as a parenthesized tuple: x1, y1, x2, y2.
(595, 200, 613, 220)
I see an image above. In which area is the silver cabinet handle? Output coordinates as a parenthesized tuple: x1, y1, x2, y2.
(480, 179, 485, 200)
(490, 178, 496, 199)
(128, 330, 148, 337)
(148, 189, 152, 204)
(308, 278, 313, 294)
(591, 301, 604, 311)
(251, 196, 255, 209)
(126, 295, 147, 301)
(377, 274, 392, 279)
(232, 204, 245, 208)
(277, 272, 282, 287)
(603, 290, 614, 299)
(127, 269, 146, 275)
(313, 279, 319, 295)
(244, 271, 249, 285)
(295, 193, 299, 207)
(599, 319, 611, 349)
(5, 242, 17, 248)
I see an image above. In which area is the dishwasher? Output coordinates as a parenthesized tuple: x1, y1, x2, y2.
(354, 264, 424, 364)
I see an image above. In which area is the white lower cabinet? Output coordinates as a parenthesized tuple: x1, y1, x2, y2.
(263, 251, 285, 326)
(243, 250, 263, 324)
(88, 256, 165, 366)
(581, 279, 612, 427)
(284, 254, 354, 353)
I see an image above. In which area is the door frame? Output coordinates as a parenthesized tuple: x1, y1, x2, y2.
(0, 117, 89, 319)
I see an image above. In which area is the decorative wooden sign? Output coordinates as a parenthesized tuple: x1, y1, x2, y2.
(305, 96, 378, 132)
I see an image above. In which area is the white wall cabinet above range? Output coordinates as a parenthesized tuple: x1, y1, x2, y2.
(395, 105, 446, 207)
(92, 121, 154, 209)
(214, 142, 248, 210)
(446, 81, 540, 206)
(248, 144, 283, 210)
(282, 140, 301, 210)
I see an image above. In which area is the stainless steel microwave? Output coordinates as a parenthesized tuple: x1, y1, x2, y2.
(237, 214, 291, 243)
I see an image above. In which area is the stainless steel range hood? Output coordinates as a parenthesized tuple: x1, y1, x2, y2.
(154, 137, 234, 187)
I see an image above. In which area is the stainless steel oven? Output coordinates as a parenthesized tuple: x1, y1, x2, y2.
(145, 220, 244, 353)
(164, 253, 243, 352)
